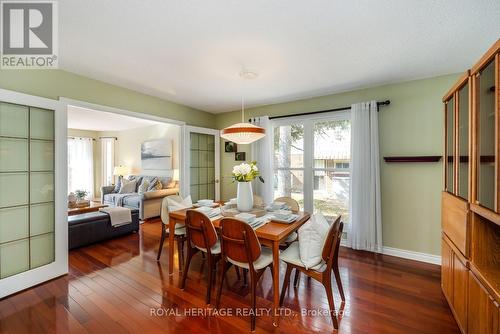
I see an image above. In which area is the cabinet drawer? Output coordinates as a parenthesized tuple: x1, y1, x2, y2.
(442, 192, 469, 256)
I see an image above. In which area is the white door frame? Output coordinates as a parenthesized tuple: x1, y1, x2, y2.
(59, 97, 187, 194)
(0, 89, 67, 298)
(270, 110, 351, 215)
(181, 126, 220, 201)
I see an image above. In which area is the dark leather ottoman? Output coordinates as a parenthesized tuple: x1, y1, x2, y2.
(68, 209, 140, 250)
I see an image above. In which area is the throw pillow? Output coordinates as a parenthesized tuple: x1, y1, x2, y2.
(138, 179, 150, 195)
(147, 177, 159, 191)
(153, 180, 163, 190)
(298, 213, 330, 269)
(113, 176, 123, 193)
(119, 179, 137, 194)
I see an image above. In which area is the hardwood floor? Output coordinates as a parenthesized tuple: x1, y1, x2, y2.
(0, 220, 460, 333)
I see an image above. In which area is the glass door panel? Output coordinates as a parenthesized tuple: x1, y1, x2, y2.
(273, 124, 305, 209)
(273, 169, 304, 210)
(0, 104, 54, 279)
(477, 60, 495, 210)
(313, 120, 351, 223)
(0, 103, 28, 138)
(457, 83, 469, 199)
(273, 124, 304, 169)
(189, 132, 216, 202)
(446, 98, 455, 193)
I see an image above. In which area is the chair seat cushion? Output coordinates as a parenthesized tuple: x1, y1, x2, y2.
(284, 232, 298, 243)
(173, 226, 186, 236)
(195, 240, 221, 254)
(280, 242, 326, 272)
(228, 246, 273, 270)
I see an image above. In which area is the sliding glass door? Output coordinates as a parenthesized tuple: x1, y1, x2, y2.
(182, 126, 220, 202)
(273, 111, 351, 227)
(0, 91, 65, 299)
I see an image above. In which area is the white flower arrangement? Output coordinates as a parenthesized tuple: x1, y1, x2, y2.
(232, 161, 264, 183)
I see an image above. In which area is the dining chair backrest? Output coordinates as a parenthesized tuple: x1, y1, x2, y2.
(274, 197, 300, 212)
(321, 216, 343, 267)
(253, 195, 264, 207)
(160, 195, 183, 225)
(220, 218, 262, 265)
(185, 209, 218, 251)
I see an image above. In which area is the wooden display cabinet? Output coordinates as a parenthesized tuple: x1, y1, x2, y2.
(441, 39, 500, 334)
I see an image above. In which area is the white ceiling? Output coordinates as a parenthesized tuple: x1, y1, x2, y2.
(67, 106, 160, 131)
(60, 1, 500, 113)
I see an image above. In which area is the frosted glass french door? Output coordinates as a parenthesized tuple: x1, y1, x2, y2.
(0, 102, 55, 278)
(183, 126, 220, 202)
(272, 111, 351, 228)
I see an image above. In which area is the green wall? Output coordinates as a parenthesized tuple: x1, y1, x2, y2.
(0, 69, 216, 128)
(215, 74, 461, 256)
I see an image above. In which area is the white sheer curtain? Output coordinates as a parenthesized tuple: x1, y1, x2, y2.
(68, 137, 94, 199)
(250, 116, 274, 204)
(100, 138, 115, 186)
(349, 101, 382, 252)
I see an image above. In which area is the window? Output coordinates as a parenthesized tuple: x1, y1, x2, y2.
(67, 137, 94, 199)
(272, 112, 351, 228)
(100, 138, 115, 186)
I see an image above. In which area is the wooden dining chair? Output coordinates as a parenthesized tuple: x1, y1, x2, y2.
(274, 196, 300, 244)
(253, 195, 264, 207)
(216, 218, 274, 331)
(279, 216, 345, 329)
(180, 209, 221, 304)
(157, 196, 186, 270)
(274, 196, 300, 212)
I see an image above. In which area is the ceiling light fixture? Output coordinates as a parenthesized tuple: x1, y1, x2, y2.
(220, 70, 265, 145)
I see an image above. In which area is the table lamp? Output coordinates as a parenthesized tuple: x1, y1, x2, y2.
(113, 165, 130, 178)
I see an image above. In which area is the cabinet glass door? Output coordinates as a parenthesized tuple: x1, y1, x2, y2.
(477, 60, 495, 211)
(0, 102, 55, 278)
(446, 98, 455, 194)
(457, 83, 469, 199)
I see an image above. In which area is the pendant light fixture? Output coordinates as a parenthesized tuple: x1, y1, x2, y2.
(220, 70, 266, 145)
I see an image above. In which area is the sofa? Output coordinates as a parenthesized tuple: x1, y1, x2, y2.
(101, 175, 179, 220)
(68, 209, 139, 250)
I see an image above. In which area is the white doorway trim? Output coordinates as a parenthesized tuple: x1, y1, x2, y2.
(59, 97, 187, 197)
(182, 126, 220, 200)
(59, 98, 186, 126)
(0, 89, 67, 298)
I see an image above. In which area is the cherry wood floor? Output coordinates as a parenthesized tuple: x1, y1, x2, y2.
(0, 220, 460, 334)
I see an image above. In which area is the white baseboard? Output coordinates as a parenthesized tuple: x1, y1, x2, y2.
(340, 240, 441, 265)
(382, 246, 441, 265)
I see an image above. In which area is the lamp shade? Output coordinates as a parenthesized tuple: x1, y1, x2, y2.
(113, 165, 130, 176)
(220, 123, 266, 145)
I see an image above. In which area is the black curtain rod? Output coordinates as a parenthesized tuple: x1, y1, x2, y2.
(68, 136, 96, 141)
(262, 100, 390, 121)
(99, 136, 118, 140)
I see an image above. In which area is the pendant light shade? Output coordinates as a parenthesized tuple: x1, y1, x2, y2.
(221, 122, 265, 144)
(221, 75, 266, 144)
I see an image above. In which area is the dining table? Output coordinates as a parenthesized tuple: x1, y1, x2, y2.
(168, 205, 311, 326)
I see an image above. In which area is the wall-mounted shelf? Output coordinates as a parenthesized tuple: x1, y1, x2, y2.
(383, 156, 442, 163)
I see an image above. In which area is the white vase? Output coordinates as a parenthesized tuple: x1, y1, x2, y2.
(237, 181, 253, 212)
